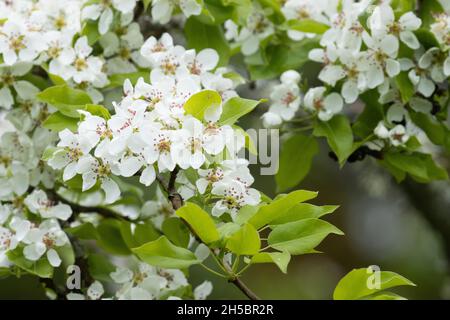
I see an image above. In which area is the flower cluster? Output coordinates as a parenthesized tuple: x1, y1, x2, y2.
(67, 263, 212, 300)
(48, 33, 260, 219)
(0, 189, 72, 268)
(258, 1, 449, 150)
(224, 6, 275, 56)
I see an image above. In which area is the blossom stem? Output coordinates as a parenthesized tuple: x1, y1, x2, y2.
(158, 168, 261, 300)
(199, 263, 228, 278)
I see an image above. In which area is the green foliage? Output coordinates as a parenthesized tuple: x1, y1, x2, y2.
(225, 223, 261, 255)
(419, 0, 444, 27)
(333, 267, 415, 300)
(88, 253, 116, 282)
(287, 19, 329, 34)
(396, 72, 415, 104)
(248, 190, 318, 229)
(270, 203, 339, 225)
(185, 17, 230, 66)
(7, 247, 53, 278)
(267, 218, 343, 255)
(43, 112, 79, 132)
(107, 72, 150, 89)
(219, 97, 263, 125)
(162, 217, 191, 248)
(250, 251, 291, 274)
(249, 190, 317, 229)
(176, 202, 220, 244)
(97, 219, 132, 255)
(313, 115, 354, 165)
(132, 236, 201, 269)
(37, 85, 93, 118)
(183, 90, 222, 121)
(383, 151, 448, 183)
(248, 39, 319, 80)
(276, 134, 319, 192)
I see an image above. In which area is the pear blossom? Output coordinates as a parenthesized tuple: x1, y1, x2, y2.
(22, 219, 69, 267)
(368, 4, 422, 49)
(24, 189, 72, 221)
(82, 0, 137, 35)
(304, 87, 343, 121)
(150, 0, 202, 25)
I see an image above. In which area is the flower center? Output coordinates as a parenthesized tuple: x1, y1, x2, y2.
(74, 57, 88, 71)
(10, 35, 25, 52)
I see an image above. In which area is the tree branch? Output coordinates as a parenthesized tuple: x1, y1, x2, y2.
(46, 189, 133, 222)
(158, 168, 261, 300)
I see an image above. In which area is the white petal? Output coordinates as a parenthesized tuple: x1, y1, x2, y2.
(99, 8, 113, 35)
(386, 59, 400, 77)
(47, 248, 62, 267)
(101, 178, 121, 204)
(140, 166, 156, 186)
(400, 31, 420, 49)
(197, 49, 219, 71)
(23, 243, 46, 261)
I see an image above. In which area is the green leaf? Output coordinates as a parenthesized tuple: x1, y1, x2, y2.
(384, 151, 448, 182)
(268, 218, 343, 255)
(42, 112, 79, 132)
(65, 222, 99, 240)
(37, 85, 92, 118)
(276, 134, 318, 192)
(248, 190, 318, 230)
(219, 97, 262, 125)
(132, 236, 201, 269)
(395, 72, 414, 104)
(185, 17, 230, 66)
(85, 104, 111, 119)
(183, 90, 222, 121)
(7, 247, 53, 278)
(353, 90, 385, 139)
(248, 38, 319, 80)
(270, 204, 339, 225)
(391, 0, 415, 17)
(414, 29, 441, 49)
(142, 0, 152, 10)
(120, 221, 161, 249)
(81, 21, 101, 45)
(162, 217, 191, 248)
(97, 219, 132, 255)
(288, 19, 329, 34)
(409, 111, 450, 151)
(313, 115, 353, 165)
(88, 253, 116, 282)
(250, 251, 291, 274)
(419, 0, 444, 27)
(226, 223, 261, 255)
(176, 202, 220, 244)
(41, 147, 58, 161)
(333, 268, 415, 300)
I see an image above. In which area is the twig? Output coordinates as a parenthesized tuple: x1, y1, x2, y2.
(157, 168, 261, 300)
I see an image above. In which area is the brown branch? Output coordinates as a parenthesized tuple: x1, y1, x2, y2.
(158, 168, 261, 300)
(46, 189, 132, 222)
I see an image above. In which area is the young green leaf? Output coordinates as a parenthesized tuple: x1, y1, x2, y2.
(183, 90, 222, 121)
(313, 115, 354, 165)
(288, 19, 330, 34)
(268, 218, 343, 255)
(249, 190, 318, 230)
(219, 97, 263, 125)
(226, 223, 261, 255)
(6, 247, 53, 278)
(333, 267, 415, 300)
(250, 251, 291, 274)
(132, 236, 201, 269)
(37, 85, 92, 118)
(270, 203, 339, 225)
(42, 111, 79, 132)
(184, 17, 230, 66)
(176, 202, 220, 244)
(276, 134, 319, 192)
(162, 217, 191, 248)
